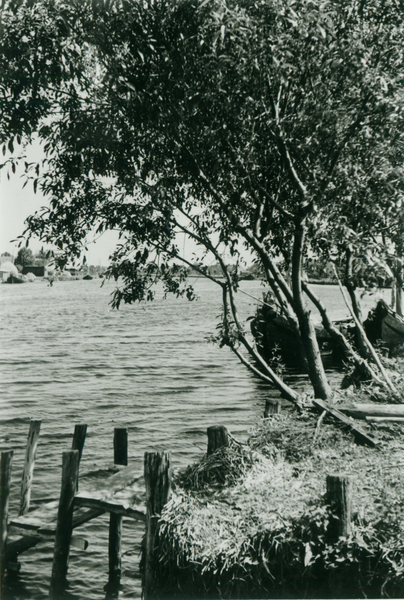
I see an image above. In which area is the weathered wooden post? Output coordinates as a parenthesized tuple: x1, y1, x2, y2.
(49, 450, 79, 599)
(144, 451, 172, 600)
(326, 474, 352, 539)
(108, 428, 128, 585)
(71, 424, 87, 463)
(113, 428, 128, 467)
(19, 420, 41, 516)
(71, 424, 87, 492)
(0, 451, 13, 581)
(264, 399, 281, 418)
(207, 426, 229, 455)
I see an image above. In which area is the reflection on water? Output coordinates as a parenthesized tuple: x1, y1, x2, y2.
(0, 278, 389, 599)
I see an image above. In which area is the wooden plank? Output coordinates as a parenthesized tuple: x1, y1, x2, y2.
(77, 465, 144, 496)
(72, 507, 105, 529)
(38, 506, 105, 535)
(74, 496, 145, 522)
(75, 464, 145, 520)
(313, 399, 378, 448)
(10, 464, 144, 537)
(10, 524, 52, 538)
(9, 501, 59, 532)
(8, 525, 88, 550)
(10, 503, 104, 534)
(338, 404, 404, 419)
(366, 417, 404, 423)
(8, 506, 102, 561)
(76, 474, 145, 509)
(19, 420, 41, 516)
(6, 535, 42, 562)
(80, 463, 122, 479)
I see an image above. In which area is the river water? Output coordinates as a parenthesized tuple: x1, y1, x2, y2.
(0, 278, 391, 599)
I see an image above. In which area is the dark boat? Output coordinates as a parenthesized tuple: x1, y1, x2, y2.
(251, 297, 404, 366)
(250, 301, 349, 363)
(364, 299, 404, 347)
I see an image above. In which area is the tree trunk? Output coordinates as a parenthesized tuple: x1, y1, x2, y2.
(292, 221, 332, 400)
(303, 282, 400, 397)
(395, 252, 403, 317)
(344, 248, 369, 358)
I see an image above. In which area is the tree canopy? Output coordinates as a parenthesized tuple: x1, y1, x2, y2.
(15, 246, 34, 266)
(1, 0, 403, 402)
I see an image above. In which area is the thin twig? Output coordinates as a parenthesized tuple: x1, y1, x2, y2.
(312, 410, 327, 447)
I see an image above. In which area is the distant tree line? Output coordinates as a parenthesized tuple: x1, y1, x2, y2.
(1, 249, 106, 275)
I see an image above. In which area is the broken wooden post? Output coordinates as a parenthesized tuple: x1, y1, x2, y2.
(264, 399, 281, 418)
(49, 450, 79, 599)
(0, 451, 13, 580)
(326, 474, 352, 539)
(108, 428, 128, 585)
(19, 420, 41, 516)
(71, 423, 87, 493)
(144, 451, 172, 600)
(71, 424, 87, 464)
(207, 426, 229, 455)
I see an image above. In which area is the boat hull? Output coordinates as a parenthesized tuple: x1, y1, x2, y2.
(250, 305, 345, 364)
(364, 299, 404, 347)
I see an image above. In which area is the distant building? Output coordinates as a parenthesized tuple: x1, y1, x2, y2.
(22, 265, 46, 277)
(0, 261, 18, 282)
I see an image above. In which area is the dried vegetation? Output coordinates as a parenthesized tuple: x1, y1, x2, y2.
(151, 386, 404, 598)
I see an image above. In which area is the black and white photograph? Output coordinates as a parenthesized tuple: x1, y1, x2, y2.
(0, 0, 403, 598)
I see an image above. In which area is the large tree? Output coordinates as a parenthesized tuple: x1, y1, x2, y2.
(1, 0, 403, 403)
(15, 246, 34, 267)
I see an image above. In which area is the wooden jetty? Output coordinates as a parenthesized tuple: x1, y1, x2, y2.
(0, 420, 171, 599)
(1, 420, 360, 599)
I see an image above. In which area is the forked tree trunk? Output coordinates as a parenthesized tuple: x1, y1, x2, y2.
(292, 222, 332, 400)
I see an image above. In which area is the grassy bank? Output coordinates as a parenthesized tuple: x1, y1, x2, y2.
(143, 364, 404, 598)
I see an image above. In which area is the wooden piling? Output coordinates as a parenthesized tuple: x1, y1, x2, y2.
(71, 424, 87, 493)
(49, 450, 79, 599)
(144, 451, 172, 600)
(108, 428, 128, 585)
(0, 451, 13, 580)
(326, 474, 352, 539)
(71, 424, 87, 464)
(19, 420, 41, 516)
(264, 399, 281, 418)
(113, 428, 128, 467)
(207, 425, 229, 455)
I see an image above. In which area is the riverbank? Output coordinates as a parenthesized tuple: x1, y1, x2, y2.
(145, 359, 404, 599)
